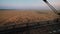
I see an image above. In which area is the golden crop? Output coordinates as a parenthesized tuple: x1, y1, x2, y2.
(0, 10, 58, 25)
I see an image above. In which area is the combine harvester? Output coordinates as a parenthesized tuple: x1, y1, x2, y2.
(0, 0, 60, 34)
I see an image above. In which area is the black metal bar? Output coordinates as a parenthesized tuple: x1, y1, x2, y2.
(43, 0, 58, 14)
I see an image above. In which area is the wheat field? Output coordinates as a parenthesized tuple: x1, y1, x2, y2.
(0, 10, 58, 26)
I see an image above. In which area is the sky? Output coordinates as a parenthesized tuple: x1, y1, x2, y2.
(0, 0, 60, 10)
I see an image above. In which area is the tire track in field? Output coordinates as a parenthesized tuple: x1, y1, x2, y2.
(0, 15, 9, 20)
(0, 15, 14, 21)
(0, 15, 12, 22)
(1, 15, 20, 25)
(0, 15, 16, 25)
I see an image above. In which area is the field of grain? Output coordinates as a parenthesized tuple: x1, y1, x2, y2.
(0, 10, 58, 26)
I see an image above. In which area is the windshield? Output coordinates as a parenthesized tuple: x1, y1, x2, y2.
(0, 0, 59, 26)
(0, 0, 60, 34)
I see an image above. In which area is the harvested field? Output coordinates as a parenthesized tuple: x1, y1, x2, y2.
(0, 10, 58, 26)
(0, 10, 60, 34)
